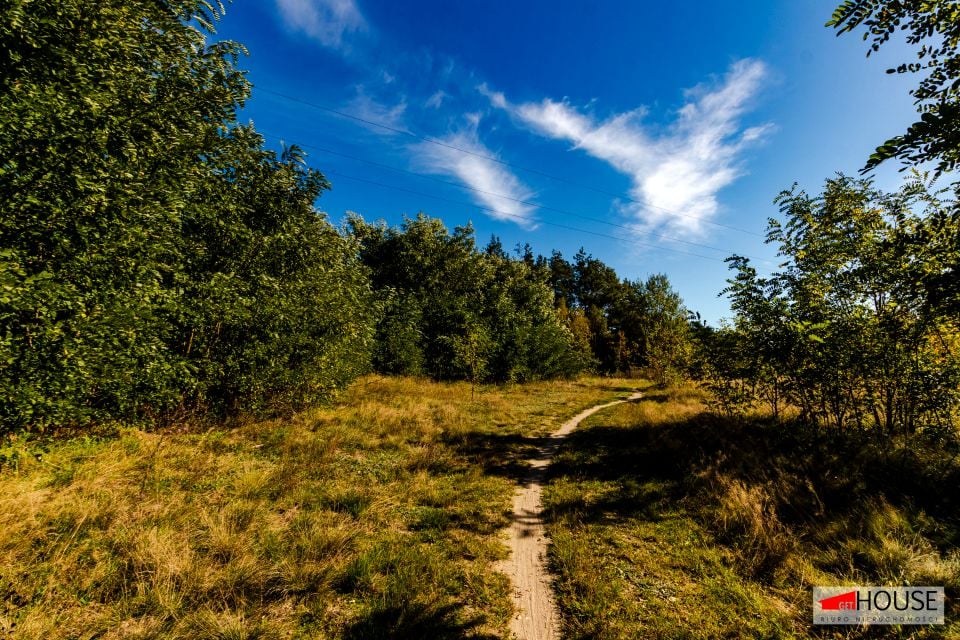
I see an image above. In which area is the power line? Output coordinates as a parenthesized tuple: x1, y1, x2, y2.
(321, 168, 732, 263)
(254, 86, 767, 238)
(261, 131, 771, 263)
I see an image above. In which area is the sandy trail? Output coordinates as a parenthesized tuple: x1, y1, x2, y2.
(499, 391, 643, 640)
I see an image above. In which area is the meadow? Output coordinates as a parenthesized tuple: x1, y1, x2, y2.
(0, 376, 628, 639)
(2, 377, 958, 639)
(4, 2, 960, 639)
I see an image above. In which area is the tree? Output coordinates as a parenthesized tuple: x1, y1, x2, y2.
(711, 175, 960, 431)
(828, 0, 960, 174)
(556, 300, 598, 372)
(483, 253, 587, 381)
(638, 274, 693, 385)
(829, 2, 960, 320)
(547, 251, 577, 309)
(179, 138, 375, 414)
(0, 0, 247, 427)
(0, 1, 376, 429)
(573, 249, 622, 312)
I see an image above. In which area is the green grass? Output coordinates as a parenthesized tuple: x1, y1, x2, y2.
(0, 375, 630, 639)
(543, 383, 960, 639)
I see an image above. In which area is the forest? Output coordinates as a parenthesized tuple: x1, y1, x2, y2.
(1, 0, 694, 432)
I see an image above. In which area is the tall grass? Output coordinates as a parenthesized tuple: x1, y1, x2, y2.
(544, 383, 960, 639)
(0, 376, 628, 639)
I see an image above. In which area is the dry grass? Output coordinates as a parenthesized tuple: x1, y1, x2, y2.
(0, 375, 632, 639)
(11, 376, 953, 639)
(543, 382, 960, 639)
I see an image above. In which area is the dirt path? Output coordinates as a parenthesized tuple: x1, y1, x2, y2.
(500, 391, 643, 640)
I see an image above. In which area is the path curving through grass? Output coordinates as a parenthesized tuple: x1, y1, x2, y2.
(500, 391, 643, 640)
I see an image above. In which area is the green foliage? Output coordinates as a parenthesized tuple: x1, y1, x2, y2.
(348, 214, 589, 383)
(1, 0, 240, 428)
(704, 175, 960, 431)
(828, 1, 960, 322)
(1, 0, 373, 431)
(372, 291, 426, 376)
(828, 0, 960, 174)
(545, 250, 694, 379)
(539, 249, 692, 382)
(635, 274, 693, 385)
(175, 135, 375, 415)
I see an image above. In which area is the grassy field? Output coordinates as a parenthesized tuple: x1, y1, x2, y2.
(3, 377, 958, 639)
(0, 376, 632, 639)
(544, 383, 960, 639)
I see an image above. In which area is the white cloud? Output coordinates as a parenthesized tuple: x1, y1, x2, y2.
(346, 88, 407, 132)
(275, 0, 365, 50)
(477, 83, 507, 109)
(337, 87, 535, 230)
(413, 126, 538, 229)
(425, 90, 448, 109)
(378, 69, 396, 84)
(490, 59, 772, 236)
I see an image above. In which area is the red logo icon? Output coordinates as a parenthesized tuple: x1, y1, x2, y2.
(819, 591, 858, 611)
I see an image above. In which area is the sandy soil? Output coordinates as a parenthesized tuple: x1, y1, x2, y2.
(499, 391, 643, 640)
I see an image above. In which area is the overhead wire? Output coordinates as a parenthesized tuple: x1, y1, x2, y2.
(258, 131, 772, 263)
(255, 86, 768, 238)
(319, 168, 734, 263)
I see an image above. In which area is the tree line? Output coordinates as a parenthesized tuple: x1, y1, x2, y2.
(348, 216, 692, 384)
(5, 0, 958, 435)
(0, 0, 692, 432)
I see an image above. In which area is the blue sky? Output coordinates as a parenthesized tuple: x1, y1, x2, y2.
(215, 0, 920, 324)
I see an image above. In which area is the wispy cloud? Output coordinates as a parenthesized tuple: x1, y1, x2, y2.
(337, 84, 536, 228)
(488, 59, 772, 236)
(477, 83, 508, 109)
(275, 0, 366, 50)
(413, 126, 538, 229)
(346, 87, 407, 132)
(424, 90, 448, 109)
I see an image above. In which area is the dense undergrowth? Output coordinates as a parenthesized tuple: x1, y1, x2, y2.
(0, 376, 629, 639)
(545, 383, 960, 639)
